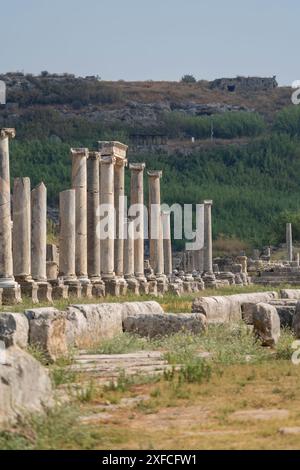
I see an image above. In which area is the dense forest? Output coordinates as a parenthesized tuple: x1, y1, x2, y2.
(1, 78, 300, 249)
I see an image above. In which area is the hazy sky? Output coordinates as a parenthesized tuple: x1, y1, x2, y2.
(0, 0, 298, 85)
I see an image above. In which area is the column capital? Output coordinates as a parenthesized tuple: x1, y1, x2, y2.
(203, 199, 213, 206)
(129, 162, 146, 172)
(147, 170, 162, 178)
(70, 147, 88, 158)
(115, 156, 128, 167)
(101, 155, 116, 165)
(88, 150, 101, 160)
(98, 141, 128, 159)
(0, 128, 16, 139)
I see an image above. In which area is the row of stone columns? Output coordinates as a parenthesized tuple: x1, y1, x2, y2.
(0, 128, 53, 303)
(0, 129, 214, 303)
(58, 141, 173, 296)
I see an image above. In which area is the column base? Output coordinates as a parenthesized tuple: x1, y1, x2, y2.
(1, 285, 22, 305)
(156, 275, 169, 295)
(168, 282, 182, 297)
(50, 281, 69, 300)
(147, 279, 158, 297)
(136, 277, 149, 295)
(125, 277, 140, 295)
(36, 282, 53, 303)
(91, 280, 106, 297)
(81, 283, 93, 298)
(103, 278, 121, 297)
(63, 278, 82, 298)
(19, 280, 39, 304)
(202, 273, 217, 289)
(118, 277, 128, 296)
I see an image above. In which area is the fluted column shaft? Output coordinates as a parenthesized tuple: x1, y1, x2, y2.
(203, 200, 213, 273)
(13, 177, 31, 280)
(100, 156, 115, 279)
(124, 217, 135, 278)
(129, 163, 146, 280)
(162, 211, 172, 275)
(114, 158, 127, 276)
(0, 129, 16, 286)
(59, 189, 76, 281)
(286, 223, 293, 262)
(148, 170, 164, 276)
(31, 182, 47, 282)
(71, 148, 88, 282)
(87, 151, 101, 280)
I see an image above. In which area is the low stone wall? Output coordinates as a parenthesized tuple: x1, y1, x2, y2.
(192, 291, 278, 324)
(0, 301, 164, 360)
(123, 313, 207, 338)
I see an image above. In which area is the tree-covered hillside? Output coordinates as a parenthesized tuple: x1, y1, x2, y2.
(1, 75, 299, 248)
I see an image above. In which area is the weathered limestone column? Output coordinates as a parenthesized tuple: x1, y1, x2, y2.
(129, 163, 148, 294)
(162, 210, 172, 276)
(98, 141, 127, 296)
(286, 223, 293, 262)
(87, 151, 105, 296)
(31, 182, 52, 302)
(114, 150, 128, 277)
(203, 200, 213, 273)
(124, 217, 139, 294)
(148, 170, 167, 293)
(59, 189, 81, 298)
(0, 129, 21, 303)
(71, 148, 91, 294)
(203, 200, 216, 288)
(13, 177, 32, 282)
(195, 203, 204, 273)
(12, 177, 39, 302)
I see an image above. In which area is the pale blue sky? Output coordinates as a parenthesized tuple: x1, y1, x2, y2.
(0, 0, 298, 85)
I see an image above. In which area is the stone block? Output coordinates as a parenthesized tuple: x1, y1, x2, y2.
(123, 312, 207, 338)
(0, 312, 29, 348)
(253, 303, 281, 346)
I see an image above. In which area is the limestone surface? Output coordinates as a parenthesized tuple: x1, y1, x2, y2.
(252, 303, 281, 346)
(123, 312, 207, 338)
(0, 346, 53, 427)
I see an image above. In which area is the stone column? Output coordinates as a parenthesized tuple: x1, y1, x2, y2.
(162, 210, 172, 276)
(148, 170, 167, 293)
(129, 163, 148, 294)
(195, 203, 204, 273)
(59, 189, 81, 297)
(203, 200, 216, 288)
(31, 182, 52, 302)
(87, 151, 105, 296)
(286, 223, 293, 262)
(13, 177, 31, 282)
(124, 217, 139, 294)
(203, 200, 213, 273)
(114, 152, 128, 277)
(98, 141, 127, 296)
(71, 148, 90, 291)
(12, 177, 38, 302)
(0, 128, 21, 303)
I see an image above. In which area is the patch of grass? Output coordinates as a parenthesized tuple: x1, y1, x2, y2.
(51, 366, 77, 387)
(91, 333, 151, 355)
(275, 328, 295, 360)
(179, 358, 212, 384)
(75, 381, 96, 403)
(0, 406, 102, 450)
(26, 344, 49, 366)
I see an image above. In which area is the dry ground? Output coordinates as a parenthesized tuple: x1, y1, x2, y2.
(1, 285, 300, 450)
